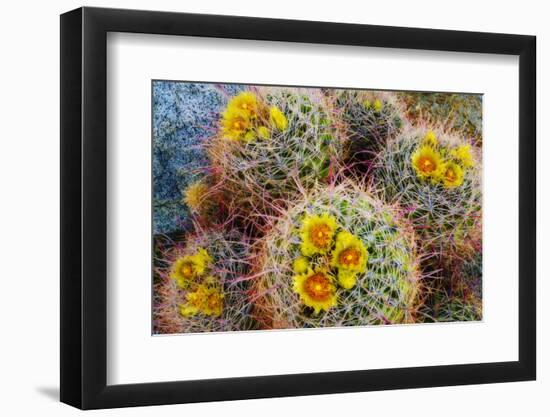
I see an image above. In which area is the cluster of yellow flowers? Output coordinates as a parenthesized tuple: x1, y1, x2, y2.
(292, 213, 368, 314)
(179, 283, 224, 318)
(221, 92, 288, 142)
(170, 247, 224, 318)
(411, 130, 474, 189)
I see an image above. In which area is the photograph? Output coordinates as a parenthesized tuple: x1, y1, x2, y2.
(152, 82, 483, 334)
(0, 0, 542, 413)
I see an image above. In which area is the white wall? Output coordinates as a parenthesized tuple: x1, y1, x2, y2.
(0, 0, 546, 415)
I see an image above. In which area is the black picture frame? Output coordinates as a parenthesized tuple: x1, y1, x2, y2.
(60, 6, 536, 410)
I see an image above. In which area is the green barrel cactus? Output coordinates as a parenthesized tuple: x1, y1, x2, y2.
(374, 126, 482, 257)
(331, 89, 405, 177)
(251, 181, 422, 329)
(419, 247, 482, 323)
(207, 87, 344, 234)
(153, 229, 258, 333)
(458, 251, 483, 301)
(430, 293, 482, 322)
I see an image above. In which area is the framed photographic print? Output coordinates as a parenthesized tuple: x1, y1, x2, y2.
(60, 6, 536, 409)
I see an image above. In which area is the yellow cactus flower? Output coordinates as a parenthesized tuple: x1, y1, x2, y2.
(363, 100, 371, 109)
(243, 130, 256, 143)
(194, 247, 213, 270)
(202, 287, 224, 317)
(293, 257, 309, 274)
(373, 99, 383, 112)
(257, 125, 270, 139)
(293, 269, 337, 314)
(337, 270, 357, 290)
(170, 248, 212, 288)
(183, 180, 209, 212)
(422, 130, 438, 147)
(440, 161, 464, 188)
(179, 304, 199, 317)
(299, 213, 338, 256)
(181, 284, 224, 317)
(330, 231, 368, 290)
(411, 145, 443, 180)
(226, 91, 258, 117)
(221, 92, 262, 141)
(170, 256, 197, 288)
(221, 107, 251, 141)
(451, 144, 474, 168)
(269, 106, 288, 131)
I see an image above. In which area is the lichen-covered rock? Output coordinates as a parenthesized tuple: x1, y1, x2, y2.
(152, 81, 243, 234)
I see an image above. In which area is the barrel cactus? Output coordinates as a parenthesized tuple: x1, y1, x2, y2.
(444, 226, 482, 300)
(430, 292, 482, 322)
(457, 251, 483, 301)
(251, 181, 422, 329)
(418, 244, 482, 323)
(207, 87, 343, 234)
(374, 126, 482, 257)
(153, 228, 257, 333)
(331, 90, 405, 177)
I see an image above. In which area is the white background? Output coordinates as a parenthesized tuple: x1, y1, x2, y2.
(108, 33, 518, 384)
(0, 0, 546, 415)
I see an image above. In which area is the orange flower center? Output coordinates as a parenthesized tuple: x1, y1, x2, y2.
(309, 224, 332, 248)
(339, 247, 361, 267)
(445, 168, 456, 182)
(181, 263, 194, 278)
(304, 273, 332, 301)
(418, 156, 436, 173)
(208, 294, 222, 310)
(233, 121, 243, 129)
